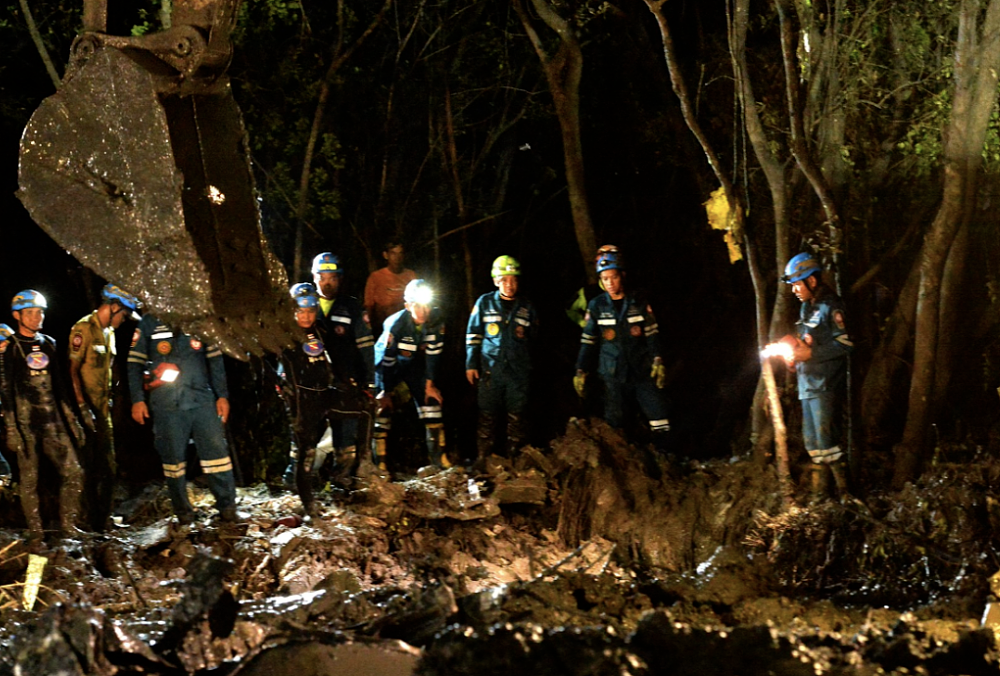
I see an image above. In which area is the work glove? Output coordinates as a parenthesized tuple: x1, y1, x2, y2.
(650, 358, 666, 389)
(573, 371, 587, 398)
(81, 408, 97, 434)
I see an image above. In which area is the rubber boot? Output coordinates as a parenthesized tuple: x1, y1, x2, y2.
(282, 459, 298, 489)
(830, 462, 851, 498)
(475, 411, 495, 468)
(283, 446, 299, 489)
(333, 445, 358, 485)
(372, 436, 389, 472)
(809, 464, 828, 504)
(165, 476, 196, 523)
(505, 412, 526, 458)
(58, 447, 85, 535)
(16, 450, 45, 537)
(426, 423, 451, 469)
(651, 430, 670, 455)
(296, 447, 317, 515)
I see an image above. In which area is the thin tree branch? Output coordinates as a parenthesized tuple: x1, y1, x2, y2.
(19, 0, 61, 88)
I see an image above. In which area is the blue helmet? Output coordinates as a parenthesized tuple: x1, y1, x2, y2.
(596, 251, 623, 274)
(101, 283, 140, 311)
(11, 290, 47, 312)
(311, 252, 342, 276)
(783, 253, 821, 283)
(290, 282, 320, 309)
(0, 323, 12, 342)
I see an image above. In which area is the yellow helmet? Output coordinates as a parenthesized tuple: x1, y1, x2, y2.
(491, 255, 521, 278)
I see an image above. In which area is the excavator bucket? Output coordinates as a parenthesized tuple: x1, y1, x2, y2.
(18, 4, 296, 358)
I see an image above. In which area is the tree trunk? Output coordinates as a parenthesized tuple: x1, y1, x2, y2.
(645, 0, 746, 257)
(893, 0, 1000, 486)
(860, 256, 919, 448)
(515, 0, 598, 284)
(731, 0, 793, 455)
(774, 0, 842, 268)
(931, 221, 969, 415)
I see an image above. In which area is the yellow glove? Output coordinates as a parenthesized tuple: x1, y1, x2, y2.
(651, 359, 666, 389)
(573, 371, 587, 397)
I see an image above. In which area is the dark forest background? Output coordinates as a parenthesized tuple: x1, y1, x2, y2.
(3, 0, 1000, 490)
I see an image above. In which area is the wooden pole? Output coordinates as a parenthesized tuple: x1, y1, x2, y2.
(761, 356, 793, 508)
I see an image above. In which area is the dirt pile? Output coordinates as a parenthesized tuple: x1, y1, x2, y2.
(0, 420, 997, 674)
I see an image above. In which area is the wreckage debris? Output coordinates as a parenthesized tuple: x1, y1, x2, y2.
(2, 422, 1000, 674)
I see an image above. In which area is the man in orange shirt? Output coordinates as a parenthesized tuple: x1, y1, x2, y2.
(364, 240, 416, 334)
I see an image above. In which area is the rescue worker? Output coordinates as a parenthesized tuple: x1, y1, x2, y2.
(364, 240, 417, 333)
(574, 252, 671, 448)
(308, 252, 375, 479)
(567, 244, 620, 328)
(466, 255, 538, 462)
(127, 313, 238, 524)
(0, 324, 16, 487)
(373, 279, 449, 472)
(69, 283, 139, 530)
(277, 283, 375, 513)
(781, 252, 853, 500)
(0, 291, 84, 538)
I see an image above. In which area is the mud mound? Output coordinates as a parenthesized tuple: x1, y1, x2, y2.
(1, 423, 1000, 674)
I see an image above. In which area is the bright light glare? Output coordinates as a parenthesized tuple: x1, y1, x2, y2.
(761, 342, 794, 360)
(410, 286, 433, 305)
(207, 185, 226, 205)
(161, 368, 180, 383)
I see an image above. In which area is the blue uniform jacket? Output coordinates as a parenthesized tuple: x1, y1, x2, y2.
(796, 289, 853, 399)
(127, 315, 228, 412)
(465, 291, 537, 381)
(277, 324, 335, 392)
(576, 292, 662, 382)
(374, 309, 445, 393)
(317, 295, 375, 388)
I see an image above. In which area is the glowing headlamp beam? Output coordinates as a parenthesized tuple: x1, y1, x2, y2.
(408, 287, 434, 305)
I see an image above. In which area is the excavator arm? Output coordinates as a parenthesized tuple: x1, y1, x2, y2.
(18, 0, 296, 357)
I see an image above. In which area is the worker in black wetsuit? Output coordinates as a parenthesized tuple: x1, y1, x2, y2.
(1, 290, 84, 539)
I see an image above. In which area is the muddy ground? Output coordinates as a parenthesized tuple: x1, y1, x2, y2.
(0, 418, 998, 675)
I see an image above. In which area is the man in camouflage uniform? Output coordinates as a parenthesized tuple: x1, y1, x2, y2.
(68, 283, 139, 530)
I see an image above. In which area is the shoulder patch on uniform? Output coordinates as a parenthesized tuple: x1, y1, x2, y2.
(131, 328, 141, 348)
(833, 310, 846, 329)
(584, 311, 591, 323)
(71, 332, 83, 351)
